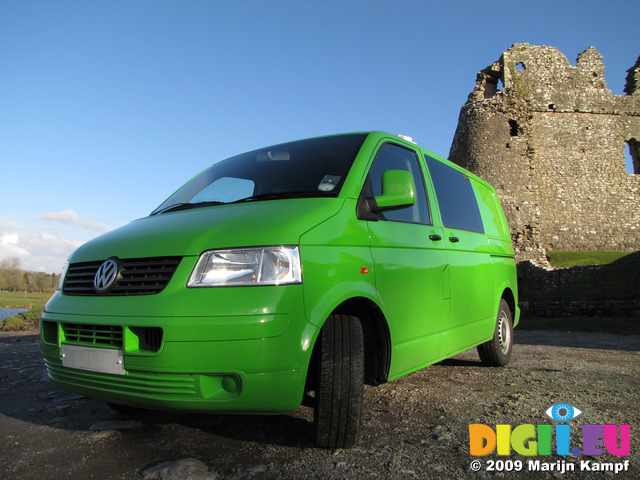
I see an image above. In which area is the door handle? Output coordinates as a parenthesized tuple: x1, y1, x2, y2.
(429, 234, 442, 241)
(448, 236, 460, 243)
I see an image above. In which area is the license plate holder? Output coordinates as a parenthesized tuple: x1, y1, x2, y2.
(61, 344, 125, 375)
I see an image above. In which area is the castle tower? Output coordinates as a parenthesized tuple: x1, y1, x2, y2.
(449, 44, 640, 265)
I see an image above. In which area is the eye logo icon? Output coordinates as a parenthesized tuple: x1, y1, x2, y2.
(545, 403, 583, 422)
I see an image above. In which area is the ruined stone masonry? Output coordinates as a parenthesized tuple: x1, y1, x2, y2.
(449, 44, 640, 266)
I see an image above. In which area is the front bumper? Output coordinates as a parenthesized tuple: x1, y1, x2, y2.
(40, 311, 315, 413)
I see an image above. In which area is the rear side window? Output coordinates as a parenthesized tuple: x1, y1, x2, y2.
(473, 181, 509, 238)
(425, 155, 484, 233)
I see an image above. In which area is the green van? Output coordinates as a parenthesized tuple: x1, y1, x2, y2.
(41, 131, 519, 448)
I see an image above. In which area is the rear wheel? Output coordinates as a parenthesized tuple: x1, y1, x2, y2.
(477, 299, 513, 367)
(313, 314, 364, 448)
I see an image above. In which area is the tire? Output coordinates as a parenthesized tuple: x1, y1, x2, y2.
(477, 299, 513, 367)
(313, 314, 364, 449)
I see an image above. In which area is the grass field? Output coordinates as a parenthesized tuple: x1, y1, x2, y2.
(546, 250, 631, 268)
(0, 291, 53, 331)
(0, 291, 53, 309)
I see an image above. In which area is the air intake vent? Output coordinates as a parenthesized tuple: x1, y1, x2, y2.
(63, 256, 181, 296)
(63, 323, 123, 347)
(131, 326, 164, 353)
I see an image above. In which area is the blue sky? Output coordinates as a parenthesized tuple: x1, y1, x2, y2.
(1, 0, 638, 273)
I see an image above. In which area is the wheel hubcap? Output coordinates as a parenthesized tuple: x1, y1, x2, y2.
(497, 311, 511, 355)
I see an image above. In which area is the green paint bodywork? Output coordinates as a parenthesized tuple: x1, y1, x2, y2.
(41, 131, 519, 413)
(373, 169, 416, 211)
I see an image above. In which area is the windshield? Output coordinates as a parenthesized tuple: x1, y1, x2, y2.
(152, 133, 367, 215)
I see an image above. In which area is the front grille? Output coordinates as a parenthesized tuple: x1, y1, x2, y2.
(63, 256, 181, 296)
(63, 323, 124, 347)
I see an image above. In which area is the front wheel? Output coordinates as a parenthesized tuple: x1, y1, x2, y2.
(313, 314, 364, 449)
(477, 299, 513, 367)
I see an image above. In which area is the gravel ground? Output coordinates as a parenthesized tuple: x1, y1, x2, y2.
(1, 328, 638, 480)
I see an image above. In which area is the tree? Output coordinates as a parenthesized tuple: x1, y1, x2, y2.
(0, 258, 26, 291)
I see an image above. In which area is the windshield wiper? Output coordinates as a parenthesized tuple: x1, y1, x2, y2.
(151, 191, 332, 215)
(151, 201, 226, 216)
(231, 191, 332, 204)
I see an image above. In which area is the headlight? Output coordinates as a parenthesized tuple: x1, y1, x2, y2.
(188, 246, 302, 287)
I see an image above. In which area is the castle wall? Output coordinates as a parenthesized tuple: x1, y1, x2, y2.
(449, 44, 640, 265)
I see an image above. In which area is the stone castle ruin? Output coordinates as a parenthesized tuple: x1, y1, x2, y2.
(449, 44, 640, 266)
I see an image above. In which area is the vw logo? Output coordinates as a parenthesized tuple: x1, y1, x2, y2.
(94, 259, 119, 292)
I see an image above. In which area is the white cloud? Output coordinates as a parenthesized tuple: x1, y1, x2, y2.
(0, 213, 112, 273)
(40, 209, 113, 235)
(0, 231, 31, 257)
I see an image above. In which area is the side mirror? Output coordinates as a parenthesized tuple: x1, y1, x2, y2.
(372, 170, 416, 212)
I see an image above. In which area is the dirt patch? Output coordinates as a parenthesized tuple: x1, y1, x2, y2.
(1, 328, 638, 479)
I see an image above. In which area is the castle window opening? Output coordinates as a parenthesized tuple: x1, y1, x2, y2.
(483, 76, 502, 99)
(484, 81, 498, 99)
(515, 62, 526, 70)
(509, 119, 519, 137)
(626, 139, 639, 174)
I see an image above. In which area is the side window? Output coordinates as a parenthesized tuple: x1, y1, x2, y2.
(425, 155, 484, 233)
(473, 181, 508, 238)
(366, 143, 431, 224)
